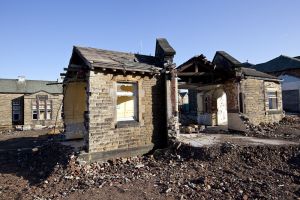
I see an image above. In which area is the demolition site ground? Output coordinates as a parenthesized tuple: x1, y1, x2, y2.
(0, 115, 300, 200)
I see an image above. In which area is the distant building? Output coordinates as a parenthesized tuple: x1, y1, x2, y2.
(0, 77, 63, 130)
(253, 55, 300, 113)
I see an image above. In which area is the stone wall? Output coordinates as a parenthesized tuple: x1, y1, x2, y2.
(0, 92, 63, 130)
(223, 80, 239, 112)
(0, 93, 24, 129)
(86, 70, 167, 158)
(241, 78, 283, 125)
(24, 91, 63, 128)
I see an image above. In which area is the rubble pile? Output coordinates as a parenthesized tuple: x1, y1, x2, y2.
(180, 124, 205, 134)
(240, 115, 300, 140)
(179, 113, 198, 126)
(1, 141, 300, 199)
(0, 129, 14, 135)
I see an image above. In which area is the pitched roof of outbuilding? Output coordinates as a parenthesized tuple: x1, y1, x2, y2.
(240, 67, 278, 80)
(0, 79, 62, 94)
(213, 51, 278, 80)
(214, 51, 242, 66)
(73, 46, 162, 74)
(254, 55, 300, 73)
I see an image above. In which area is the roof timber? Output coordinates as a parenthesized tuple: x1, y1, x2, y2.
(177, 72, 206, 76)
(177, 54, 215, 73)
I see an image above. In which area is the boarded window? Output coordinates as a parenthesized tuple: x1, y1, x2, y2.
(116, 83, 138, 121)
(267, 91, 278, 110)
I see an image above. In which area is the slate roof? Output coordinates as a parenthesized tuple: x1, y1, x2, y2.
(214, 51, 241, 66)
(241, 62, 254, 68)
(74, 46, 162, 74)
(0, 79, 62, 94)
(214, 51, 279, 80)
(254, 55, 300, 73)
(240, 67, 278, 80)
(155, 38, 176, 56)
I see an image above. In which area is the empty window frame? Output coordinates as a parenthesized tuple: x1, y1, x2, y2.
(32, 110, 38, 120)
(267, 91, 278, 110)
(46, 101, 52, 120)
(116, 82, 138, 121)
(32, 101, 37, 120)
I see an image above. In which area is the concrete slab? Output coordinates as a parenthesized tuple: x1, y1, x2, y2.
(177, 133, 299, 147)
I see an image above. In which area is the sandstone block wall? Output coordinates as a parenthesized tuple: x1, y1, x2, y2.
(241, 78, 283, 125)
(87, 70, 166, 154)
(24, 91, 63, 128)
(0, 93, 24, 129)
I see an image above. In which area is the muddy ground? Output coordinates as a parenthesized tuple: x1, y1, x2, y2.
(0, 116, 300, 200)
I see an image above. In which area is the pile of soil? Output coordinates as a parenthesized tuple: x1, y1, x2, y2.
(0, 141, 300, 200)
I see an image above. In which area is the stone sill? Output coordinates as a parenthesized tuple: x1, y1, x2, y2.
(116, 120, 140, 128)
(266, 110, 282, 115)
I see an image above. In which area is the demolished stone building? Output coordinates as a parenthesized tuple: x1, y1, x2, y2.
(62, 38, 179, 161)
(177, 51, 284, 131)
(0, 77, 63, 130)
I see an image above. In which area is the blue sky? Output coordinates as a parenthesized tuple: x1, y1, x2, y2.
(0, 0, 300, 80)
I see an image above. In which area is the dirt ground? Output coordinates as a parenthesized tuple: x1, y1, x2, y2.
(0, 116, 300, 200)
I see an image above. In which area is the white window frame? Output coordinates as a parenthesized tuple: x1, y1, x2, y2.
(31, 96, 52, 120)
(267, 90, 278, 110)
(116, 82, 138, 122)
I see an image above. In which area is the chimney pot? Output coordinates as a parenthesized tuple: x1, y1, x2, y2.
(18, 76, 26, 82)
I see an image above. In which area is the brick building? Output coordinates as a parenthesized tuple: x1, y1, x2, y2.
(0, 77, 63, 130)
(62, 38, 178, 161)
(177, 51, 284, 131)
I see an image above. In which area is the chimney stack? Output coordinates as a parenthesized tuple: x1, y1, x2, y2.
(155, 38, 176, 65)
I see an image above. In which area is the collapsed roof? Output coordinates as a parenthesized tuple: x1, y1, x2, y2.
(177, 51, 279, 86)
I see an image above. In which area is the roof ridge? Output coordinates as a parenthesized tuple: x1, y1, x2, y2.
(0, 78, 58, 82)
(280, 54, 300, 62)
